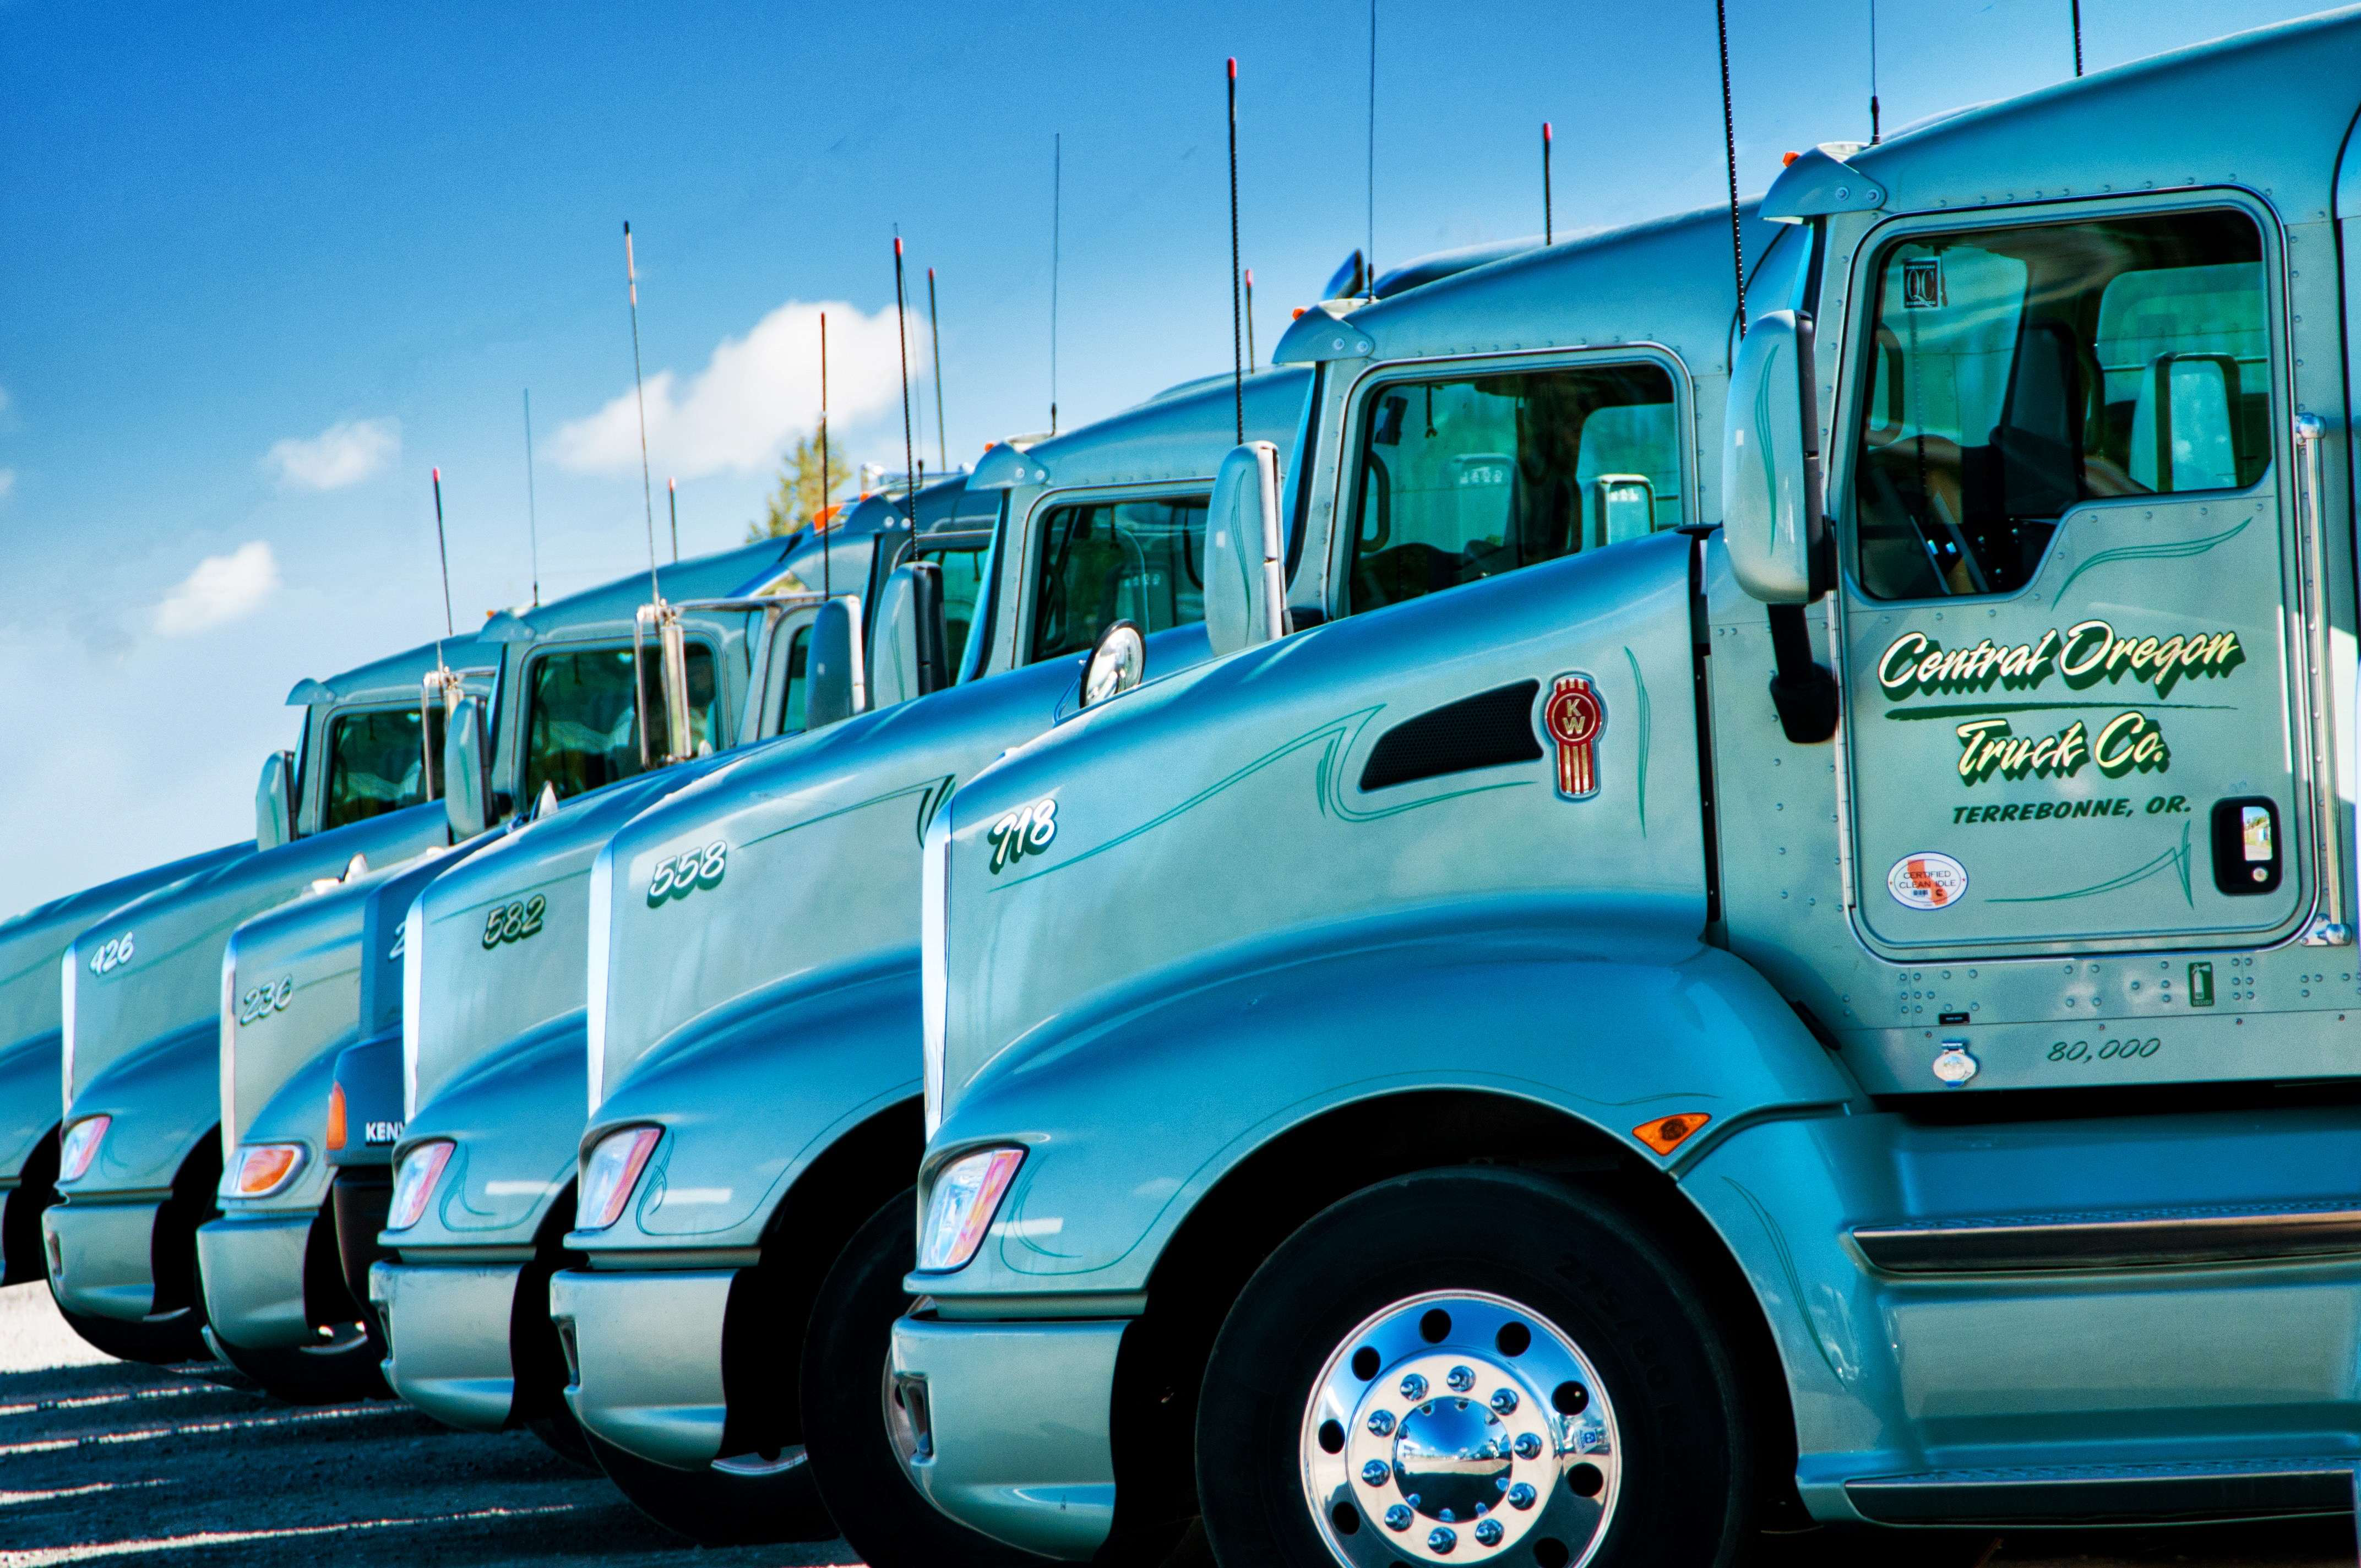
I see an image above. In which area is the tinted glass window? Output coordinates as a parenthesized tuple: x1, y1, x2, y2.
(1028, 497, 1209, 662)
(1853, 208, 2268, 600)
(520, 645, 717, 804)
(1350, 362, 1682, 615)
(323, 709, 428, 830)
(776, 628, 810, 736)
(918, 545, 991, 672)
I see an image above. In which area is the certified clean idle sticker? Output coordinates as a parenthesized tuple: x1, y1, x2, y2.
(1887, 852, 1968, 910)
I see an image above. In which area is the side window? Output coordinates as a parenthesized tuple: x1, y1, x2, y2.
(1027, 497, 1209, 663)
(323, 709, 429, 831)
(519, 644, 719, 805)
(920, 545, 991, 672)
(775, 628, 810, 737)
(1852, 208, 2268, 600)
(1348, 361, 1682, 616)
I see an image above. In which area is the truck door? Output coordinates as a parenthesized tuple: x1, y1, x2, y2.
(1834, 199, 2312, 955)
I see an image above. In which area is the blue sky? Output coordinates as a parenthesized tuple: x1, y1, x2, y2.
(0, 0, 2332, 911)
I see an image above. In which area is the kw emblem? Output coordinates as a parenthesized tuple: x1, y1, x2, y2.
(1541, 673, 1606, 802)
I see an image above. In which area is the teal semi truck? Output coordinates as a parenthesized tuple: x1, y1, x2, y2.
(358, 486, 922, 1461)
(198, 530, 866, 1404)
(896, 13, 2361, 1565)
(40, 633, 496, 1366)
(522, 365, 1317, 1553)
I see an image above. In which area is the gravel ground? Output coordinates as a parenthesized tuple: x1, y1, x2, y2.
(1, 1283, 2350, 1567)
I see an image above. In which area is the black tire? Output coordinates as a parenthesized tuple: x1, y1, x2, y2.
(526, 1407, 600, 1472)
(206, 1324, 389, 1404)
(1196, 1169, 1755, 1568)
(587, 1424, 834, 1546)
(801, 1190, 1049, 1568)
(52, 1298, 208, 1364)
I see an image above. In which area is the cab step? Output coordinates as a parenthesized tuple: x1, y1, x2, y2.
(1852, 1200, 2361, 1273)
(1844, 1458, 2357, 1525)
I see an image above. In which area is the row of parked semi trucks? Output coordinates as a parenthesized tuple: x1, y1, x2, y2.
(13, 15, 2361, 1564)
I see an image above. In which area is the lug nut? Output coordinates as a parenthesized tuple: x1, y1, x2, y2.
(1446, 1364, 1475, 1391)
(1489, 1387, 1518, 1414)
(1514, 1432, 1543, 1459)
(1428, 1527, 1457, 1554)
(1399, 1373, 1428, 1401)
(1475, 1520, 1505, 1547)
(1508, 1483, 1537, 1511)
(1367, 1409, 1396, 1436)
(1384, 1504, 1413, 1532)
(1362, 1460, 1391, 1487)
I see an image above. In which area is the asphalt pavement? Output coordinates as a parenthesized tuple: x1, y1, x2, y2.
(1, 1282, 2351, 1567)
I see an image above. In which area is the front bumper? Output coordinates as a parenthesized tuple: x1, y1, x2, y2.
(40, 1197, 163, 1322)
(195, 1211, 317, 1349)
(369, 1259, 523, 1431)
(547, 1267, 733, 1470)
(887, 1312, 1128, 1561)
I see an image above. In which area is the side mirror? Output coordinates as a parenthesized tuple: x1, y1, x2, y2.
(1721, 309, 1826, 604)
(1079, 619, 1146, 708)
(867, 562, 950, 711)
(805, 596, 868, 730)
(443, 694, 493, 840)
(255, 750, 296, 851)
(1204, 441, 1287, 658)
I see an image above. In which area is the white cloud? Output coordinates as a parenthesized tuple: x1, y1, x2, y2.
(264, 416, 400, 491)
(0, 469, 14, 502)
(552, 300, 918, 480)
(154, 541, 281, 636)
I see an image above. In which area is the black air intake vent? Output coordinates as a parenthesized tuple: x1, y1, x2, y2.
(1359, 680, 1543, 792)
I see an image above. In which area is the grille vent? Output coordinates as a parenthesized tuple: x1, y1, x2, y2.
(1359, 680, 1543, 792)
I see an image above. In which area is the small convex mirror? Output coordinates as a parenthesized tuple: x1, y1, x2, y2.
(1720, 309, 1825, 605)
(254, 750, 296, 851)
(805, 596, 868, 731)
(1079, 619, 1146, 708)
(867, 562, 950, 712)
(442, 694, 493, 841)
(1204, 441, 1287, 658)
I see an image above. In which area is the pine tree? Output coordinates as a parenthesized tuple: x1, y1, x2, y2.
(746, 433, 844, 541)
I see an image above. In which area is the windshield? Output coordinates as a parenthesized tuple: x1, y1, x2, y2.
(520, 644, 719, 804)
(322, 707, 429, 831)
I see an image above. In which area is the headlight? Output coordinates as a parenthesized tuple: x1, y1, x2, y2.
(57, 1115, 110, 1183)
(386, 1140, 455, 1231)
(577, 1126, 661, 1231)
(916, 1146, 1025, 1273)
(229, 1143, 307, 1199)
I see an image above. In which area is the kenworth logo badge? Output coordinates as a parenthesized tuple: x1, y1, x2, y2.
(1540, 673, 1606, 802)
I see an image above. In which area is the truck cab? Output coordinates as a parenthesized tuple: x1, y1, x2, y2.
(893, 14, 2361, 1565)
(529, 366, 1318, 1551)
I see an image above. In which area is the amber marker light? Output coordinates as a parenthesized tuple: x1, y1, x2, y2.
(1632, 1113, 1712, 1156)
(231, 1143, 307, 1197)
(325, 1082, 347, 1152)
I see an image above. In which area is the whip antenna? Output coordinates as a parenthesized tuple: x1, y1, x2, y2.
(1366, 0, 1375, 285)
(1868, 1, 1881, 143)
(623, 221, 660, 602)
(894, 235, 918, 523)
(667, 476, 679, 562)
(819, 311, 831, 600)
(927, 266, 948, 472)
(521, 391, 541, 606)
(1542, 121, 1553, 244)
(1715, 0, 1747, 339)
(1228, 57, 1244, 444)
(1244, 269, 1256, 368)
(429, 468, 455, 639)
(2069, 0, 2083, 76)
(1050, 134, 1061, 435)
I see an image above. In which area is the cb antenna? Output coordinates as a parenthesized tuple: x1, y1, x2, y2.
(1244, 269, 1256, 368)
(667, 476, 679, 562)
(1868, 0, 1881, 143)
(1366, 0, 1376, 285)
(1542, 121, 1553, 244)
(1715, 0, 1747, 339)
(521, 390, 541, 606)
(622, 221, 660, 602)
(819, 311, 831, 601)
(1228, 56, 1244, 444)
(429, 467, 456, 678)
(894, 234, 918, 524)
(1049, 134, 1061, 435)
(927, 266, 948, 472)
(2070, 0, 2083, 77)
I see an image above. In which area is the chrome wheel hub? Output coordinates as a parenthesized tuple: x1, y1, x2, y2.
(1299, 1291, 1620, 1566)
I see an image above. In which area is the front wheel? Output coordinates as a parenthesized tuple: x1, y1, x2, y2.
(52, 1298, 208, 1365)
(1196, 1168, 1754, 1568)
(801, 1190, 1049, 1567)
(589, 1428, 833, 1545)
